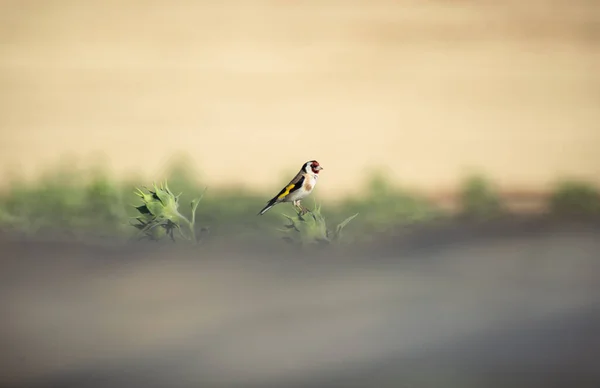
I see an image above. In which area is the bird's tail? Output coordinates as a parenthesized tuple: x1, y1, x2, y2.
(257, 200, 277, 216)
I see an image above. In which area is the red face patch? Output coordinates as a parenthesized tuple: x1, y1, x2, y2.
(311, 161, 321, 173)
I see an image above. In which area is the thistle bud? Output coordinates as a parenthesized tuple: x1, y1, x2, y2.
(131, 181, 205, 243)
(280, 202, 358, 247)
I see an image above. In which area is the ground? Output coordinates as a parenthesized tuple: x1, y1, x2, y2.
(1, 218, 598, 387)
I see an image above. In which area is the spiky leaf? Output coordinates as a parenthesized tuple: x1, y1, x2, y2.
(332, 213, 359, 241)
(130, 181, 204, 244)
(280, 203, 357, 247)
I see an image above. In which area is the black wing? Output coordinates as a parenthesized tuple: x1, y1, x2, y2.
(257, 171, 306, 215)
(271, 173, 305, 203)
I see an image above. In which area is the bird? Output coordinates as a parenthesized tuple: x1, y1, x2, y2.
(257, 160, 324, 216)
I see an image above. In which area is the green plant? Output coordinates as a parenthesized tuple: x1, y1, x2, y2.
(458, 174, 504, 219)
(280, 202, 358, 246)
(0, 168, 86, 235)
(0, 207, 20, 226)
(131, 181, 205, 243)
(548, 180, 600, 216)
(81, 172, 129, 233)
(335, 173, 443, 240)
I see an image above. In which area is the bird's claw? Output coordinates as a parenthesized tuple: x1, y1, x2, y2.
(295, 203, 310, 216)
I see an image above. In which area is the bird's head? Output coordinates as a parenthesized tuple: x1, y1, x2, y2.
(304, 160, 323, 175)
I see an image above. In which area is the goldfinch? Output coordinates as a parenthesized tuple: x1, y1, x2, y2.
(257, 160, 324, 216)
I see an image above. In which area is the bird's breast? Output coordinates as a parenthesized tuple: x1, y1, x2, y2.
(303, 174, 318, 192)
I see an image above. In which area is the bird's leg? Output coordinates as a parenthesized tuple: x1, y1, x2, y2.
(298, 201, 309, 215)
(292, 200, 309, 215)
(292, 200, 303, 214)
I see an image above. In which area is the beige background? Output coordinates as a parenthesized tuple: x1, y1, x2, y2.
(1, 0, 599, 198)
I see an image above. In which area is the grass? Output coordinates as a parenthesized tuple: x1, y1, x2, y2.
(0, 159, 599, 245)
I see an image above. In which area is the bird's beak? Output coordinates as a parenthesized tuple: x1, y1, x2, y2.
(318, 166, 324, 171)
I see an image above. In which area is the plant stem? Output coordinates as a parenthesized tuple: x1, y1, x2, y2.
(174, 213, 196, 243)
(186, 220, 197, 244)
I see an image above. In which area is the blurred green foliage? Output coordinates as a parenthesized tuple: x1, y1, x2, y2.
(330, 172, 443, 241)
(548, 180, 600, 217)
(457, 174, 504, 220)
(0, 163, 130, 237)
(0, 160, 599, 243)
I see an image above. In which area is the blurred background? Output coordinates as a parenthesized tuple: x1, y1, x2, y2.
(0, 0, 599, 238)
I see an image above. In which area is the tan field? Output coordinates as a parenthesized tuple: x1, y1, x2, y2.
(1, 0, 599, 198)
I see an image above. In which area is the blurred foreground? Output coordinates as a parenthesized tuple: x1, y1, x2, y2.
(1, 218, 599, 388)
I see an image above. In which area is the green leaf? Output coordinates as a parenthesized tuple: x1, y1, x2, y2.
(156, 189, 176, 209)
(135, 188, 154, 203)
(336, 213, 359, 234)
(190, 187, 207, 226)
(145, 200, 166, 218)
(333, 213, 359, 241)
(135, 205, 151, 215)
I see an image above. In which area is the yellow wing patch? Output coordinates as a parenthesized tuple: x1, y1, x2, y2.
(277, 184, 295, 200)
